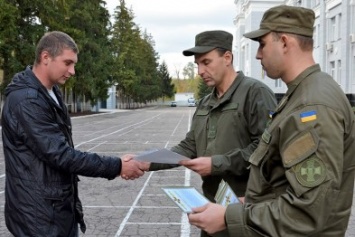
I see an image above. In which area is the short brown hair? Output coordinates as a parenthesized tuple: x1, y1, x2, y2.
(34, 31, 78, 64)
(272, 32, 313, 51)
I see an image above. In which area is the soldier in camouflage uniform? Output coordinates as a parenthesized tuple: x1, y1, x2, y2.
(188, 5, 355, 237)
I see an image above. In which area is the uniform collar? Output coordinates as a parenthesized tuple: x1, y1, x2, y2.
(286, 64, 321, 95)
(211, 71, 244, 103)
(274, 64, 321, 114)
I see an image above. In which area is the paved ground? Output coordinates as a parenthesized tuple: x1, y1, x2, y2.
(0, 106, 354, 236)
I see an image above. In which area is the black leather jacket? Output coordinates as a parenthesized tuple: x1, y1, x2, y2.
(1, 66, 121, 236)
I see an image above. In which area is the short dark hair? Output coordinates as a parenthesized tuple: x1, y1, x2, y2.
(215, 47, 234, 63)
(34, 31, 79, 65)
(271, 32, 313, 51)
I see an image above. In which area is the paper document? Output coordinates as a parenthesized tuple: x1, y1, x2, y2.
(215, 180, 239, 206)
(135, 148, 188, 164)
(162, 186, 209, 213)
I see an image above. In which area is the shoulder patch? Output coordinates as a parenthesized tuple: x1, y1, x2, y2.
(294, 156, 326, 187)
(300, 110, 317, 123)
(282, 130, 318, 167)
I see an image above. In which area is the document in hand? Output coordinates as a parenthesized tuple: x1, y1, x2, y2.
(162, 186, 209, 213)
(135, 148, 188, 164)
(215, 179, 239, 206)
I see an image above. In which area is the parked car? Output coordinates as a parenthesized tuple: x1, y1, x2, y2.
(170, 101, 177, 107)
(188, 98, 196, 107)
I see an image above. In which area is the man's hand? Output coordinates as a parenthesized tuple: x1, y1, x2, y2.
(188, 203, 227, 235)
(120, 154, 145, 180)
(179, 157, 212, 176)
(122, 154, 150, 172)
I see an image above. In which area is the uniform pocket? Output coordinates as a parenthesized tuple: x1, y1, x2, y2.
(221, 102, 238, 111)
(249, 130, 270, 166)
(196, 109, 209, 116)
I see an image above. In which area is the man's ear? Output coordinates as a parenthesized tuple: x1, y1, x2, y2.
(280, 34, 297, 51)
(224, 51, 233, 65)
(41, 51, 50, 65)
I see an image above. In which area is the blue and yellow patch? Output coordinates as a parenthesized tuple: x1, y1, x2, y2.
(300, 110, 317, 123)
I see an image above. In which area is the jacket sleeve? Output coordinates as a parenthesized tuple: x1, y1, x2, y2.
(211, 85, 276, 176)
(14, 96, 121, 180)
(224, 105, 350, 236)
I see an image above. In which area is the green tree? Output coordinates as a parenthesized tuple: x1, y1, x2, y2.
(111, 0, 162, 108)
(197, 77, 212, 99)
(0, 0, 114, 110)
(0, 0, 48, 93)
(133, 30, 161, 103)
(158, 61, 175, 100)
(182, 62, 195, 80)
(111, 0, 140, 108)
(68, 0, 114, 107)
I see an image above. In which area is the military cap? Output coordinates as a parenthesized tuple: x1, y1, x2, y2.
(182, 30, 233, 56)
(244, 5, 315, 40)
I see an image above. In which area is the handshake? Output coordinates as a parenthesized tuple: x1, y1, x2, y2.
(118, 148, 213, 180)
(119, 154, 150, 180)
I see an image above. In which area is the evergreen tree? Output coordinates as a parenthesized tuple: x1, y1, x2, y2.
(0, 0, 46, 92)
(197, 77, 212, 99)
(159, 61, 175, 100)
(111, 0, 140, 108)
(111, 0, 162, 107)
(68, 0, 114, 107)
(133, 30, 161, 103)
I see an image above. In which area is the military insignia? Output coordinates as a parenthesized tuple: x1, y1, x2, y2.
(294, 156, 326, 187)
(300, 110, 317, 123)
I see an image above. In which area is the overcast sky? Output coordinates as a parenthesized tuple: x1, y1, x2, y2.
(104, 0, 236, 77)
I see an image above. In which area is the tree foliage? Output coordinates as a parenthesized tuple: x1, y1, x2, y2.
(110, 0, 163, 108)
(0, 0, 45, 91)
(197, 77, 212, 99)
(158, 61, 175, 100)
(0, 0, 168, 110)
(68, 0, 113, 106)
(182, 62, 195, 80)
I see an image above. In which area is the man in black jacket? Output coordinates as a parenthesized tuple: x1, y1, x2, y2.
(1, 31, 145, 237)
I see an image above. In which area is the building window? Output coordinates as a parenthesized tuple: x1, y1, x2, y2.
(313, 24, 320, 47)
(330, 61, 335, 79)
(329, 17, 336, 42)
(337, 60, 341, 85)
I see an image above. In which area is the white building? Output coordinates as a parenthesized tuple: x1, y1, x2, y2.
(233, 0, 355, 105)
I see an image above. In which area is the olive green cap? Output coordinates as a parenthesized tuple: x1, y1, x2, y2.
(244, 5, 315, 40)
(183, 30, 233, 56)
